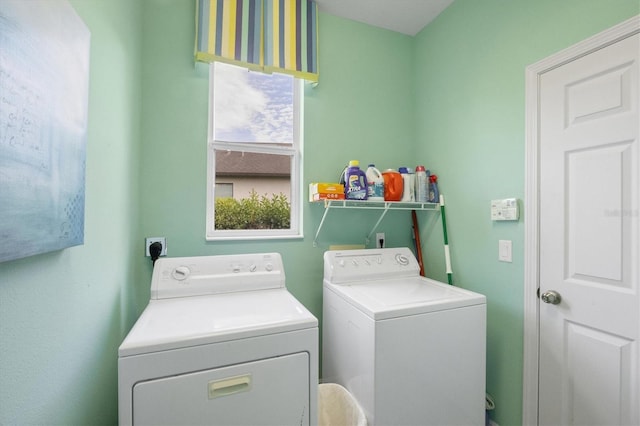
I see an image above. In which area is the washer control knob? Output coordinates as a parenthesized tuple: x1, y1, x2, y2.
(172, 266, 191, 281)
(395, 254, 410, 266)
(249, 264, 257, 272)
(265, 263, 273, 272)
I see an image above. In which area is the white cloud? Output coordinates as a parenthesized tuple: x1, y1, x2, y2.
(214, 62, 293, 143)
(214, 64, 266, 135)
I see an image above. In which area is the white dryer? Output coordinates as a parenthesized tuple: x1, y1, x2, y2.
(118, 253, 318, 426)
(322, 247, 486, 426)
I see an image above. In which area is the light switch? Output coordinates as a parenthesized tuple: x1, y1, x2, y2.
(499, 240, 512, 262)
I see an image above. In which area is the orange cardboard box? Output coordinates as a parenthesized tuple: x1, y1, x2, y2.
(309, 183, 345, 202)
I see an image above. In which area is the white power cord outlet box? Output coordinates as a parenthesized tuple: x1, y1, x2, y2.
(491, 198, 519, 221)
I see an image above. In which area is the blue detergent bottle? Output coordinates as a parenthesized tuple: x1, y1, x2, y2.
(344, 160, 368, 200)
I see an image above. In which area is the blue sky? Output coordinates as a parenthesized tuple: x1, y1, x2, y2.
(213, 62, 293, 144)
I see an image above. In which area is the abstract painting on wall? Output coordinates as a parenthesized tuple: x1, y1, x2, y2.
(0, 0, 90, 262)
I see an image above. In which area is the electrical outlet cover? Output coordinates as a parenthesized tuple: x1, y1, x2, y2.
(145, 237, 167, 256)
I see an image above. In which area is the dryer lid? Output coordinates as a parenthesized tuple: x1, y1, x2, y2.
(118, 288, 317, 357)
(324, 276, 486, 320)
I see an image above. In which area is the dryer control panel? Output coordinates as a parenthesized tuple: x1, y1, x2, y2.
(323, 247, 420, 284)
(151, 253, 285, 299)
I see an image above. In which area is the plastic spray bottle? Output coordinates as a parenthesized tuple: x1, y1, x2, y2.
(428, 171, 439, 203)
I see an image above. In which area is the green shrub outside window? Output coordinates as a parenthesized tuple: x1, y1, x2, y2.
(214, 190, 290, 230)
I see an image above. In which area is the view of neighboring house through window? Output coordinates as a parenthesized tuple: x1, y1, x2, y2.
(206, 61, 302, 240)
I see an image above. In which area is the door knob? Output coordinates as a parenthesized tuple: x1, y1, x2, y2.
(541, 290, 561, 305)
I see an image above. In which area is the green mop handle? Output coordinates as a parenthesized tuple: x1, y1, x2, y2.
(440, 194, 453, 285)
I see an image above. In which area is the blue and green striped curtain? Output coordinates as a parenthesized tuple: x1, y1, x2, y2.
(196, 0, 318, 82)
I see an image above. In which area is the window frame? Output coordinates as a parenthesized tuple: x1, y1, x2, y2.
(205, 64, 303, 241)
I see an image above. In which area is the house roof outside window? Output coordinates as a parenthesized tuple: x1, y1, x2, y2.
(215, 151, 291, 178)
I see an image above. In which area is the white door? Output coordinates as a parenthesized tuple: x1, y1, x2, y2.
(538, 32, 639, 425)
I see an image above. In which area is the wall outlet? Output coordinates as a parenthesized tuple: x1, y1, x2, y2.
(145, 237, 167, 257)
(376, 232, 385, 248)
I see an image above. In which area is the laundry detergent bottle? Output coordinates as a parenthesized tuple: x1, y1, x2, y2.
(382, 169, 403, 201)
(366, 164, 384, 201)
(399, 167, 414, 202)
(344, 160, 368, 200)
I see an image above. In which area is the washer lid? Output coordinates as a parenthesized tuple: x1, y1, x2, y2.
(324, 276, 486, 320)
(118, 288, 317, 357)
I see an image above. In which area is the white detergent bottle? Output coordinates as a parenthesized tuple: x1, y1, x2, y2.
(366, 164, 384, 201)
(399, 167, 414, 202)
(407, 167, 416, 202)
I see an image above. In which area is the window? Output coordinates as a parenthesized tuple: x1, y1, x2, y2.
(214, 183, 233, 198)
(206, 62, 302, 240)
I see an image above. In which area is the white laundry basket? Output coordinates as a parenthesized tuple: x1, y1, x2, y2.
(318, 383, 367, 426)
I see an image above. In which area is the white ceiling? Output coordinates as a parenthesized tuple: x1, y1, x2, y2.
(314, 0, 455, 36)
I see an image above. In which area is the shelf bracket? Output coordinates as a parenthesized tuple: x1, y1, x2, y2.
(365, 205, 391, 245)
(312, 199, 440, 248)
(313, 204, 332, 247)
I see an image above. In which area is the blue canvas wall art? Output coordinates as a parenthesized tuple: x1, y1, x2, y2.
(0, 0, 90, 262)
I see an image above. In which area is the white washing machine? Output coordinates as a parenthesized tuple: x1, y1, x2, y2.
(322, 247, 486, 426)
(118, 253, 318, 426)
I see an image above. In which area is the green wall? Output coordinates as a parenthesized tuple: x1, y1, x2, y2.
(137, 3, 417, 320)
(414, 1, 639, 425)
(0, 0, 142, 424)
(1, 0, 638, 424)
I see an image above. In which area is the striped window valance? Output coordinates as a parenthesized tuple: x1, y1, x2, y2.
(196, 0, 318, 82)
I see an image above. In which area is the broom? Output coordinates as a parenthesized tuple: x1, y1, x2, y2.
(440, 194, 453, 285)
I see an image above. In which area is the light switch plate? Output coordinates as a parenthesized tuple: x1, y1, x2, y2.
(491, 198, 519, 221)
(499, 240, 512, 262)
